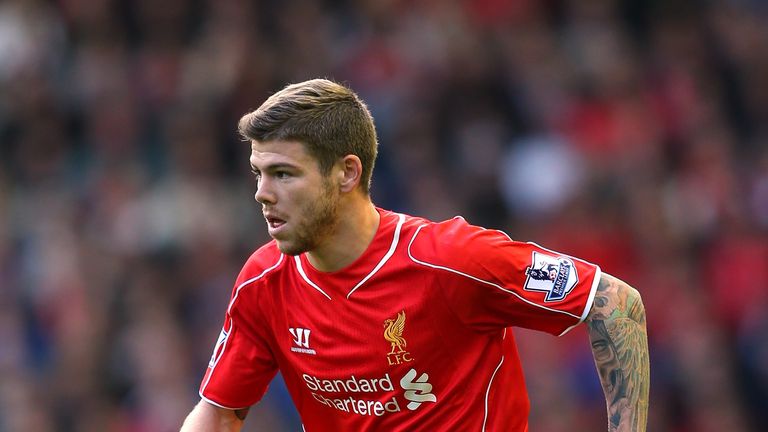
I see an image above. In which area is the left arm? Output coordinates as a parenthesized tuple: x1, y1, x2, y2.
(585, 273, 650, 431)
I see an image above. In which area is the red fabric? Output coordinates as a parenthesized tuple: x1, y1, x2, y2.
(199, 209, 600, 431)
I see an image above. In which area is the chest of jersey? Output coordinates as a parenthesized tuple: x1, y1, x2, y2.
(261, 257, 504, 430)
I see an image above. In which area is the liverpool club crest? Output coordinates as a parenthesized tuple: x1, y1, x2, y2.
(383, 311, 414, 365)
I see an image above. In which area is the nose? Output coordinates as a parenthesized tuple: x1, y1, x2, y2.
(254, 177, 276, 205)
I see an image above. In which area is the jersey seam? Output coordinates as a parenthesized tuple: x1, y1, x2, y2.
(482, 354, 505, 432)
(227, 253, 286, 314)
(406, 224, 583, 321)
(406, 224, 477, 336)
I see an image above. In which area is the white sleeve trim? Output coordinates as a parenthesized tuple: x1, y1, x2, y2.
(557, 265, 601, 337)
(198, 393, 251, 411)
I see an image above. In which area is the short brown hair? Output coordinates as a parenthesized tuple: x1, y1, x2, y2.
(238, 79, 378, 194)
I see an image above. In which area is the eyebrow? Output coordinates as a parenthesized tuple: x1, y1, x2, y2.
(249, 162, 299, 172)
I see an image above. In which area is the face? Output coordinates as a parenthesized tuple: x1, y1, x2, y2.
(250, 140, 340, 255)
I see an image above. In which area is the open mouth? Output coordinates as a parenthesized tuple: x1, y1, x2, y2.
(266, 216, 286, 230)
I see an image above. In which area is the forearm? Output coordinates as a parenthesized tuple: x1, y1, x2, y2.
(585, 273, 650, 431)
(180, 400, 246, 432)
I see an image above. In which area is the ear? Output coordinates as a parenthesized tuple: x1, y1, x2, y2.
(337, 155, 363, 193)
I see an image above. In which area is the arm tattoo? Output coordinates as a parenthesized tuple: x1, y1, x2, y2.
(586, 273, 650, 431)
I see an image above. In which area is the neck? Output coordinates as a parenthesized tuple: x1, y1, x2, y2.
(306, 198, 380, 272)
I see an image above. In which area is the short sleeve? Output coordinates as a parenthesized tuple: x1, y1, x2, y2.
(199, 272, 279, 408)
(409, 217, 601, 336)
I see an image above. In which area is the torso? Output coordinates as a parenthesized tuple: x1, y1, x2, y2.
(203, 208, 600, 431)
(252, 211, 529, 431)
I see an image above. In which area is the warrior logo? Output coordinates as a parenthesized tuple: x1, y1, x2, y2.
(524, 251, 578, 302)
(384, 311, 413, 365)
(289, 327, 316, 355)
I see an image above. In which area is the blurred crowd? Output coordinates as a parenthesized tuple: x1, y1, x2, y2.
(1, 0, 767, 431)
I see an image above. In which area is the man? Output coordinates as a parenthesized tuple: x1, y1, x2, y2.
(180, 79, 649, 431)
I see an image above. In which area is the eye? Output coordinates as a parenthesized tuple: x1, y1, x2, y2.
(275, 171, 291, 180)
(250, 168, 261, 180)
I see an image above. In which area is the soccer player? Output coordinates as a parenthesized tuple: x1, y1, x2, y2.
(180, 79, 649, 431)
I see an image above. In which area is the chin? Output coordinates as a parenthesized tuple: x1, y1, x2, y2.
(275, 240, 307, 256)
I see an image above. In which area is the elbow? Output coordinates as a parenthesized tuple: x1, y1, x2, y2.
(625, 284, 646, 327)
(586, 273, 646, 327)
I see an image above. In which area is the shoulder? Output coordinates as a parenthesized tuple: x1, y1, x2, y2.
(404, 214, 512, 267)
(406, 214, 508, 247)
(225, 241, 286, 315)
(389, 211, 477, 238)
(235, 241, 286, 288)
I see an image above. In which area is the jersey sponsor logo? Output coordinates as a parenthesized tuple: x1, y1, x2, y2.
(303, 373, 395, 393)
(523, 251, 578, 302)
(208, 328, 228, 367)
(289, 327, 316, 355)
(400, 368, 437, 411)
(303, 372, 400, 417)
(301, 368, 438, 417)
(383, 311, 414, 365)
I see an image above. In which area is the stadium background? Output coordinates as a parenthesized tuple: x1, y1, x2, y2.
(1, 0, 767, 430)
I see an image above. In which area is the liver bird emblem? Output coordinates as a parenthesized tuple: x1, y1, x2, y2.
(383, 311, 407, 355)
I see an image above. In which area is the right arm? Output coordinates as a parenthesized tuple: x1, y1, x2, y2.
(180, 400, 249, 432)
(187, 251, 282, 431)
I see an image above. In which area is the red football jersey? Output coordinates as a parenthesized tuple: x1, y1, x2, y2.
(200, 209, 601, 431)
